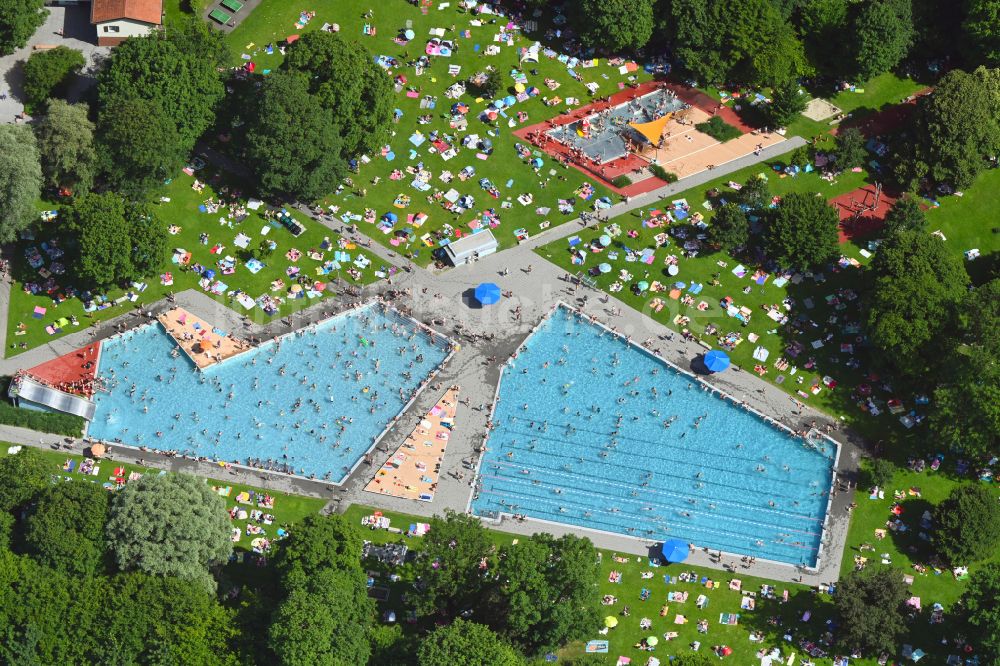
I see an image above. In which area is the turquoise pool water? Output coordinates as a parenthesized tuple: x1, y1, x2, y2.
(472, 307, 836, 567)
(88, 305, 450, 482)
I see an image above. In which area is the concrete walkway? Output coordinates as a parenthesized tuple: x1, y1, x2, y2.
(0, 6, 108, 123)
(0, 133, 856, 586)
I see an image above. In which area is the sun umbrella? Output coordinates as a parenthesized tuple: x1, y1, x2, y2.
(661, 538, 689, 563)
(604, 616, 618, 628)
(667, 264, 679, 276)
(503, 95, 516, 107)
(404, 29, 415, 40)
(90, 443, 106, 458)
(474, 282, 502, 305)
(704, 350, 731, 373)
(598, 263, 612, 273)
(646, 636, 659, 647)
(636, 281, 649, 292)
(599, 234, 612, 246)
(514, 82, 526, 93)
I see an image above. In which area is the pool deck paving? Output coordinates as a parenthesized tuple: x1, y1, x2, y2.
(363, 386, 459, 502)
(0, 133, 857, 585)
(157, 306, 253, 369)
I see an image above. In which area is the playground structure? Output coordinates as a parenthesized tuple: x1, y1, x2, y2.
(515, 81, 786, 195)
(832, 183, 898, 243)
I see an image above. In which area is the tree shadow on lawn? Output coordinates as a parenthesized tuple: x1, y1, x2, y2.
(886, 497, 936, 563)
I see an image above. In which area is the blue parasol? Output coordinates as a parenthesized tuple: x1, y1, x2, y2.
(474, 282, 502, 305)
(704, 350, 730, 373)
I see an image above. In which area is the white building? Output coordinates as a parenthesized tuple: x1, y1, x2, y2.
(442, 229, 499, 266)
(90, 0, 162, 46)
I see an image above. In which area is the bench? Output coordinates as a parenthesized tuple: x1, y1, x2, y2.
(208, 8, 230, 23)
(221, 0, 243, 13)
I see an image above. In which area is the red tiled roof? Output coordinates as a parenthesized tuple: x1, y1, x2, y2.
(91, 0, 163, 25)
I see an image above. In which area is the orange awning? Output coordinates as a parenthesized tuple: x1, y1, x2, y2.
(629, 114, 672, 144)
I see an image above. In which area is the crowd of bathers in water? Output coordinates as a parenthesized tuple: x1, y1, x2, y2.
(471, 306, 833, 562)
(90, 306, 449, 481)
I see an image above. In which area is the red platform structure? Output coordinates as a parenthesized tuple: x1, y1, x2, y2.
(24, 344, 102, 397)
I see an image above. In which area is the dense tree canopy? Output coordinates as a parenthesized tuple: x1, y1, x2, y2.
(97, 33, 224, 150)
(99, 98, 185, 196)
(767, 80, 807, 128)
(24, 481, 108, 577)
(127, 201, 168, 278)
(881, 196, 927, 237)
(282, 31, 394, 159)
(765, 192, 840, 269)
(418, 620, 523, 666)
(960, 563, 1000, 663)
(577, 0, 654, 53)
(412, 510, 493, 621)
(269, 566, 373, 666)
(0, 125, 43, 244)
(740, 175, 770, 211)
(963, 0, 1000, 67)
(934, 484, 1000, 564)
(0, 0, 46, 56)
(107, 573, 238, 665)
(97, 30, 223, 193)
(490, 533, 600, 653)
(864, 231, 969, 378)
(63, 193, 135, 287)
(0, 549, 105, 664)
(0, 447, 51, 513)
(835, 567, 909, 655)
(852, 0, 914, 80)
(668, 0, 808, 86)
(105, 473, 232, 592)
(895, 67, 1000, 189)
(835, 127, 868, 170)
(796, 0, 850, 76)
(708, 202, 750, 252)
(273, 514, 362, 577)
(34, 100, 96, 194)
(22, 46, 84, 112)
(246, 71, 346, 201)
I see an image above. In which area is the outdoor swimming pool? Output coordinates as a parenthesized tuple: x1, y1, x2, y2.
(471, 306, 837, 567)
(88, 304, 450, 482)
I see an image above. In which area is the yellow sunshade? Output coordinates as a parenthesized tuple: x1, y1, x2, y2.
(629, 113, 672, 144)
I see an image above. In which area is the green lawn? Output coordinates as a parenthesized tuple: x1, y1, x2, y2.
(535, 147, 918, 443)
(347, 503, 967, 665)
(827, 72, 928, 116)
(1, 445, 327, 556)
(839, 461, 1000, 662)
(221, 0, 639, 265)
(922, 168, 1000, 284)
(706, 72, 928, 141)
(6, 166, 390, 356)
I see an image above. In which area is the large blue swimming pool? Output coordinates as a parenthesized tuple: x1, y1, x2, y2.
(89, 304, 450, 482)
(472, 307, 836, 567)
